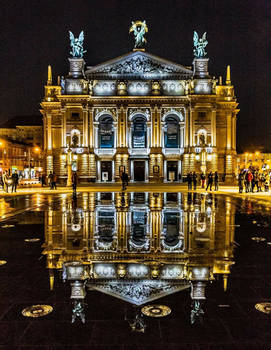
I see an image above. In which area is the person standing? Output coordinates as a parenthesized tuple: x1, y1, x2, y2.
(238, 171, 244, 193)
(51, 172, 57, 190)
(41, 173, 46, 187)
(3, 171, 9, 193)
(72, 171, 78, 197)
(187, 172, 192, 190)
(206, 172, 213, 191)
(214, 171, 219, 191)
(121, 171, 128, 190)
(192, 172, 197, 190)
(11, 170, 19, 193)
(48, 172, 53, 189)
(200, 173, 206, 189)
(246, 170, 253, 193)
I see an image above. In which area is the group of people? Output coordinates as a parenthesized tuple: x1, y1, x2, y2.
(186, 171, 219, 191)
(0, 170, 19, 193)
(238, 169, 270, 193)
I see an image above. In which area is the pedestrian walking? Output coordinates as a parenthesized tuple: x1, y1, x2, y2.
(11, 170, 19, 193)
(214, 171, 219, 191)
(192, 171, 197, 190)
(206, 172, 213, 191)
(200, 173, 206, 189)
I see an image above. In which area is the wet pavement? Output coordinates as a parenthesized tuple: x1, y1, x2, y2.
(0, 192, 271, 349)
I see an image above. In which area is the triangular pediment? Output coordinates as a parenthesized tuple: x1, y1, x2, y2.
(85, 51, 192, 80)
(88, 280, 190, 305)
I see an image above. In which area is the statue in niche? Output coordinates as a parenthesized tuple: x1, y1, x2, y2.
(69, 31, 87, 58)
(199, 133, 206, 146)
(129, 20, 148, 49)
(193, 31, 208, 58)
(71, 134, 79, 147)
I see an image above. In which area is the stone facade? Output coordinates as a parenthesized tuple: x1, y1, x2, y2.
(41, 46, 239, 184)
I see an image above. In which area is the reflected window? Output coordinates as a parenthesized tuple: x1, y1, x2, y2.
(133, 192, 146, 204)
(100, 192, 112, 201)
(165, 115, 179, 148)
(98, 211, 115, 242)
(131, 211, 147, 245)
(99, 115, 114, 148)
(132, 116, 147, 148)
(164, 212, 179, 246)
(166, 193, 178, 202)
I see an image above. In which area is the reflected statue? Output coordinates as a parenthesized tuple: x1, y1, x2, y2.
(128, 309, 146, 333)
(72, 299, 86, 323)
(191, 300, 204, 325)
(129, 20, 148, 49)
(69, 31, 87, 58)
(193, 31, 208, 58)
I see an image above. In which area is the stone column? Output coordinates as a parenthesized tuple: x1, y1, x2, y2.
(82, 108, 89, 147)
(226, 112, 232, 150)
(61, 108, 66, 147)
(211, 109, 216, 147)
(89, 107, 94, 148)
(47, 114, 52, 151)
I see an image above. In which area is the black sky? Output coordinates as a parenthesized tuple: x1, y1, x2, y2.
(1, 0, 271, 152)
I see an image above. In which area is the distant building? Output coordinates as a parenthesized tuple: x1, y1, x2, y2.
(41, 29, 239, 184)
(0, 116, 43, 177)
(0, 115, 43, 147)
(237, 152, 271, 172)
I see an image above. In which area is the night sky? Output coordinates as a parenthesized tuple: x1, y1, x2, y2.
(1, 0, 271, 152)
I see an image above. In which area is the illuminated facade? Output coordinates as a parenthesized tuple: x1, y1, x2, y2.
(41, 36, 239, 184)
(43, 192, 235, 321)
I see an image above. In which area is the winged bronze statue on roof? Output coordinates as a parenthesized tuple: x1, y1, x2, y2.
(69, 31, 87, 58)
(129, 20, 148, 49)
(193, 31, 208, 58)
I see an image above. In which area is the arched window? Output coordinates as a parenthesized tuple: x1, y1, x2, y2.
(99, 115, 114, 148)
(132, 116, 147, 148)
(164, 115, 179, 148)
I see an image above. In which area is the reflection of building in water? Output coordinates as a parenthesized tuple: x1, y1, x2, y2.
(43, 192, 235, 322)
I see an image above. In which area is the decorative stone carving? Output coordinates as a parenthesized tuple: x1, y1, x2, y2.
(70, 280, 87, 299)
(90, 280, 190, 305)
(161, 108, 185, 121)
(190, 281, 206, 300)
(128, 107, 150, 120)
(193, 58, 209, 79)
(96, 56, 179, 75)
(68, 58, 85, 78)
(94, 107, 117, 121)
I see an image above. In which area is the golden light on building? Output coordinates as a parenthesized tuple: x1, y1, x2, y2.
(41, 28, 239, 183)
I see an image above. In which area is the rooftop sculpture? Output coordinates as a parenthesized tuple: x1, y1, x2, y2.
(129, 20, 148, 49)
(193, 31, 208, 58)
(69, 31, 87, 58)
